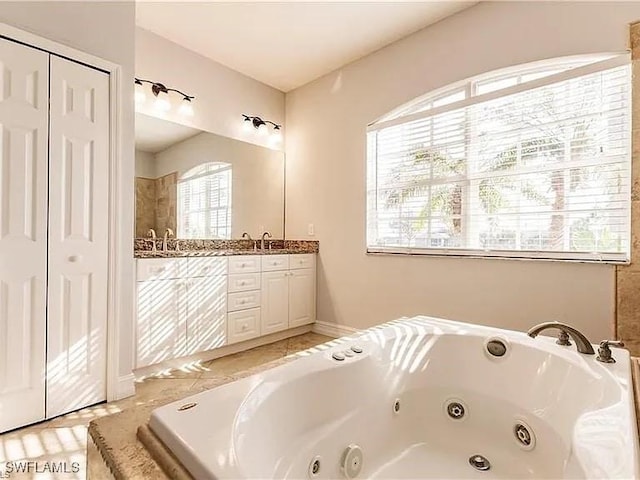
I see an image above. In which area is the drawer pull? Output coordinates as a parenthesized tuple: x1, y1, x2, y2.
(241, 262, 246, 267)
(239, 281, 246, 286)
(239, 300, 246, 304)
(241, 324, 248, 331)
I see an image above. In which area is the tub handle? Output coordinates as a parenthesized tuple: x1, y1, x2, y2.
(596, 340, 625, 363)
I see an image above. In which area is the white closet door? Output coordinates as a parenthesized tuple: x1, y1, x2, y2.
(46, 56, 109, 418)
(0, 38, 49, 433)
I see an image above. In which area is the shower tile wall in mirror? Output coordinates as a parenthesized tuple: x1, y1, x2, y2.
(135, 113, 285, 239)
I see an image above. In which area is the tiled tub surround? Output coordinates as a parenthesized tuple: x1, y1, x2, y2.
(617, 22, 640, 356)
(133, 238, 319, 257)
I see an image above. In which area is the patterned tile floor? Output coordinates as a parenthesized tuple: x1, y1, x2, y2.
(0, 332, 331, 479)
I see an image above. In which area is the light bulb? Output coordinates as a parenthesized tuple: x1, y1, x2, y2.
(154, 94, 171, 112)
(179, 99, 194, 116)
(257, 122, 268, 136)
(134, 80, 146, 105)
(270, 128, 283, 143)
(135, 88, 146, 105)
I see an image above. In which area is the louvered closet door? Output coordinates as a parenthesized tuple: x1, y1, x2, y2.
(46, 56, 109, 418)
(0, 39, 49, 433)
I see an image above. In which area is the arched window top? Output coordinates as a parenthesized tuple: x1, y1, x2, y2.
(181, 161, 231, 180)
(376, 53, 622, 125)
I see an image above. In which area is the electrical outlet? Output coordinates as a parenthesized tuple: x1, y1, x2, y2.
(308, 223, 315, 236)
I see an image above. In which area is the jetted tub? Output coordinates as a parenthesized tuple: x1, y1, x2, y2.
(148, 316, 640, 479)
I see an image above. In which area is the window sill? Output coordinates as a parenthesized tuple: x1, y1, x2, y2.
(366, 247, 629, 265)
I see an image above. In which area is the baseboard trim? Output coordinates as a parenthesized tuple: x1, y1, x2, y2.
(115, 373, 135, 400)
(312, 320, 359, 338)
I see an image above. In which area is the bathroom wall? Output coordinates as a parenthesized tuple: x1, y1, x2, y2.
(135, 150, 156, 178)
(135, 27, 285, 151)
(0, 2, 136, 395)
(286, 1, 640, 342)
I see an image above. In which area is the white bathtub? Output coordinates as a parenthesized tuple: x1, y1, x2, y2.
(148, 316, 639, 479)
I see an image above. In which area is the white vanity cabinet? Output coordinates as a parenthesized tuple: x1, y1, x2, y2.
(136, 257, 227, 368)
(261, 254, 316, 335)
(136, 253, 316, 368)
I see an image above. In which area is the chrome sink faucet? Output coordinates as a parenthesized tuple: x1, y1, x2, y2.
(163, 228, 174, 253)
(527, 321, 595, 354)
(261, 231, 272, 251)
(147, 229, 157, 253)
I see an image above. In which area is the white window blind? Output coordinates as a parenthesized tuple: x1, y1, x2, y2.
(367, 55, 631, 262)
(178, 162, 232, 239)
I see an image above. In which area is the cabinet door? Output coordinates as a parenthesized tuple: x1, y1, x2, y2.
(0, 38, 49, 433)
(289, 268, 316, 327)
(186, 275, 227, 354)
(136, 279, 187, 368)
(260, 271, 289, 335)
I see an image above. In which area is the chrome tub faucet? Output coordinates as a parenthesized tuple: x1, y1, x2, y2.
(527, 321, 595, 355)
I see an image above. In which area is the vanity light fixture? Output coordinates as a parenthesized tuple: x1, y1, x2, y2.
(242, 114, 282, 143)
(135, 78, 195, 115)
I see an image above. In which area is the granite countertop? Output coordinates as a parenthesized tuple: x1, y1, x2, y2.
(133, 239, 319, 259)
(135, 248, 315, 258)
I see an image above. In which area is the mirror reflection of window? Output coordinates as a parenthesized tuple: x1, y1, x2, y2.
(178, 162, 232, 238)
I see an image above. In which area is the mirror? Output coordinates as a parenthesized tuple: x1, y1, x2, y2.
(134, 113, 285, 239)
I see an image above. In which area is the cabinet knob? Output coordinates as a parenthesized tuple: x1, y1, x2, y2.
(241, 325, 248, 331)
(68, 255, 82, 263)
(239, 281, 246, 286)
(241, 262, 246, 267)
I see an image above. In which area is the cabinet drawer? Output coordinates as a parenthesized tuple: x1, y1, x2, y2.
(227, 290, 261, 312)
(187, 257, 227, 277)
(261, 254, 289, 272)
(227, 308, 260, 344)
(289, 254, 316, 270)
(228, 273, 261, 293)
(228, 255, 261, 274)
(136, 258, 184, 281)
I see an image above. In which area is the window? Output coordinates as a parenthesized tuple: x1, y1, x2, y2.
(367, 54, 631, 262)
(178, 162, 231, 238)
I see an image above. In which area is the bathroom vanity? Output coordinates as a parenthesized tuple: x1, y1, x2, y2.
(135, 247, 317, 369)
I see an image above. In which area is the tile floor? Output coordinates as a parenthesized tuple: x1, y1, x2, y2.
(0, 332, 331, 479)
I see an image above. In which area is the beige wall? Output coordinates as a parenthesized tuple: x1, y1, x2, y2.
(285, 1, 640, 340)
(154, 132, 285, 238)
(0, 3, 136, 385)
(135, 27, 285, 151)
(135, 150, 156, 178)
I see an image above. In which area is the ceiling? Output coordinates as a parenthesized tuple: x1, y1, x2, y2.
(135, 2, 477, 92)
(135, 113, 201, 153)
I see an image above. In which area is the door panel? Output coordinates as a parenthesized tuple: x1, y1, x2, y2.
(261, 271, 288, 335)
(186, 276, 227, 354)
(46, 56, 109, 418)
(136, 279, 186, 368)
(0, 38, 49, 433)
(289, 268, 316, 327)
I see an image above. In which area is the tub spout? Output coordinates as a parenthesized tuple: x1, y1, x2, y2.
(527, 322, 595, 355)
